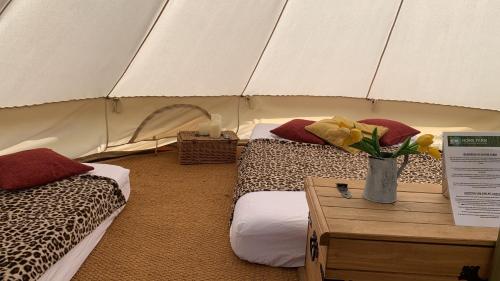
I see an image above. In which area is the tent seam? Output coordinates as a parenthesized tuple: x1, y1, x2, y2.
(104, 0, 171, 98)
(365, 0, 405, 100)
(0, 0, 13, 18)
(102, 0, 171, 152)
(104, 97, 110, 151)
(239, 0, 289, 97)
(235, 0, 290, 134)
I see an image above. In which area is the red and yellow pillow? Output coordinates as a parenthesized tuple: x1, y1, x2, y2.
(305, 116, 388, 153)
(265, 117, 419, 150)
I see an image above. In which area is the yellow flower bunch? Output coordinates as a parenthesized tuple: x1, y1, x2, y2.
(350, 128, 441, 160)
(415, 134, 441, 160)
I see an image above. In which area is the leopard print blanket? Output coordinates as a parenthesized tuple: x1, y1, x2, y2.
(0, 174, 126, 281)
(231, 139, 442, 221)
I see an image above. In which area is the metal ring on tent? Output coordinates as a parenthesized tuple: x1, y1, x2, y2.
(128, 104, 211, 144)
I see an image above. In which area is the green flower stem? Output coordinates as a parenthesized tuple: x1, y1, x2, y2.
(392, 138, 411, 158)
(349, 131, 422, 159)
(372, 128, 381, 157)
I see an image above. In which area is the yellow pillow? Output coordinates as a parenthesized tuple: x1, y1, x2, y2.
(305, 116, 388, 153)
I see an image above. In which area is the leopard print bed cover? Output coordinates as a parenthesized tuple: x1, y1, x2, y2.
(231, 139, 442, 221)
(0, 174, 126, 281)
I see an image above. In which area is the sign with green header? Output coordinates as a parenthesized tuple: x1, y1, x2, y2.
(443, 132, 500, 228)
(447, 136, 500, 147)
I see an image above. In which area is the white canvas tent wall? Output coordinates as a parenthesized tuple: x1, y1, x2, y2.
(1, 0, 499, 158)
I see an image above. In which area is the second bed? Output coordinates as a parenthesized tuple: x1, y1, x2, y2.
(230, 124, 442, 267)
(230, 124, 308, 267)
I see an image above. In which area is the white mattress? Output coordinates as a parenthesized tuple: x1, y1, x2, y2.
(38, 163, 130, 281)
(230, 124, 309, 267)
(230, 192, 309, 267)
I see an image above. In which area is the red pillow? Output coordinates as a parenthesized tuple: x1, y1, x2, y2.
(358, 118, 420, 146)
(271, 119, 326, 145)
(0, 148, 94, 190)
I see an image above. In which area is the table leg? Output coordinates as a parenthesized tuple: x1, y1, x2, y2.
(490, 231, 500, 281)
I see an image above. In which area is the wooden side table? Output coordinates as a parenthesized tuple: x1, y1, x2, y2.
(304, 177, 498, 281)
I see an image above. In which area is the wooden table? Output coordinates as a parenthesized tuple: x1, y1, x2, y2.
(304, 177, 499, 281)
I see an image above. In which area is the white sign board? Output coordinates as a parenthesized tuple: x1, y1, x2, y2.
(443, 132, 500, 227)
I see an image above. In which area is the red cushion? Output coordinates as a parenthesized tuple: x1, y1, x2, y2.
(358, 118, 420, 146)
(271, 119, 326, 145)
(0, 148, 94, 190)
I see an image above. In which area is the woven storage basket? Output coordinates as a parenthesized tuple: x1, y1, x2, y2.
(177, 131, 238, 164)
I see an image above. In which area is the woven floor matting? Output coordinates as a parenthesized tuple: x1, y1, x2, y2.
(72, 149, 298, 281)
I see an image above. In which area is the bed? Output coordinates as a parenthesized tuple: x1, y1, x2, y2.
(0, 163, 130, 281)
(39, 163, 130, 281)
(230, 124, 309, 267)
(230, 124, 442, 267)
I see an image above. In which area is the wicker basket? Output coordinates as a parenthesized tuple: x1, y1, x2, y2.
(177, 131, 238, 164)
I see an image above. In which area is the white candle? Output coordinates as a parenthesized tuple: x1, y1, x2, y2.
(209, 121, 221, 138)
(211, 113, 222, 124)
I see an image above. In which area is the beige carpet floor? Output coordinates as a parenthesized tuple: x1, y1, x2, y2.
(72, 149, 299, 281)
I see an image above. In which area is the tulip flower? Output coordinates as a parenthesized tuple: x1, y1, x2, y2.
(416, 134, 434, 147)
(343, 128, 363, 146)
(427, 147, 441, 160)
(415, 134, 441, 159)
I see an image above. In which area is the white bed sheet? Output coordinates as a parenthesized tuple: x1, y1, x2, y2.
(38, 163, 130, 281)
(230, 123, 309, 267)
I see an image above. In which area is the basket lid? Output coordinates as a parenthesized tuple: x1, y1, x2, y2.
(178, 131, 238, 141)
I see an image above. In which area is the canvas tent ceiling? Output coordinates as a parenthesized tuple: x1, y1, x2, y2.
(370, 0, 500, 110)
(110, 0, 287, 97)
(0, 0, 167, 108)
(1, 0, 499, 158)
(244, 0, 401, 98)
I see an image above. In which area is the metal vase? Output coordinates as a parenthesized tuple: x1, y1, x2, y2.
(363, 155, 409, 204)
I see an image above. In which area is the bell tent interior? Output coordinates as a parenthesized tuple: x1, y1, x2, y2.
(1, 0, 499, 281)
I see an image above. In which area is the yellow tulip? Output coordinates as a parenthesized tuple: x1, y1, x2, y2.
(416, 134, 434, 146)
(427, 147, 441, 160)
(343, 128, 363, 146)
(415, 134, 441, 159)
(339, 128, 363, 153)
(417, 145, 428, 153)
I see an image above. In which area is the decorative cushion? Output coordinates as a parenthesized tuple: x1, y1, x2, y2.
(305, 116, 388, 153)
(270, 119, 326, 145)
(0, 148, 94, 190)
(358, 118, 420, 146)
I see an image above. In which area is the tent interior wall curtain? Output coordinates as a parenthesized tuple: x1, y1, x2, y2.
(0, 99, 107, 157)
(2, 96, 499, 159)
(1, 0, 500, 158)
